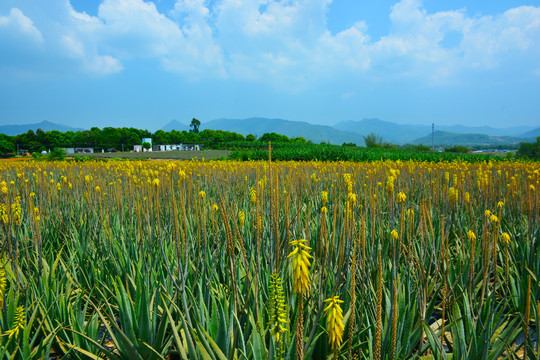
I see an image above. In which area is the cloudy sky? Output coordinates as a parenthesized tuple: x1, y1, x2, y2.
(1, 0, 539, 131)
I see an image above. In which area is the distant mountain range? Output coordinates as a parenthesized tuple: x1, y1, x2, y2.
(197, 117, 535, 146)
(161, 120, 190, 132)
(1, 118, 536, 146)
(522, 127, 540, 138)
(0, 121, 84, 136)
(334, 118, 536, 144)
(200, 117, 365, 144)
(412, 131, 528, 146)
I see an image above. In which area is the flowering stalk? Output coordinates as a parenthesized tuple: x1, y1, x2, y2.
(324, 296, 345, 358)
(288, 239, 312, 360)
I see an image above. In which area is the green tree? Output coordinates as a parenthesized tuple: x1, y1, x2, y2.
(363, 133, 383, 148)
(517, 137, 540, 159)
(48, 147, 66, 161)
(142, 142, 151, 151)
(445, 145, 470, 153)
(260, 132, 289, 143)
(0, 139, 15, 154)
(190, 118, 201, 133)
(246, 134, 256, 142)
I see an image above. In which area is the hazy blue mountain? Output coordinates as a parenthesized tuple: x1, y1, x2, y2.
(412, 131, 526, 146)
(203, 117, 364, 145)
(161, 120, 190, 132)
(333, 118, 430, 144)
(521, 127, 540, 138)
(334, 118, 535, 144)
(0, 120, 85, 136)
(436, 124, 534, 137)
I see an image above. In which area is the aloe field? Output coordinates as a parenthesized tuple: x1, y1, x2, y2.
(0, 157, 539, 359)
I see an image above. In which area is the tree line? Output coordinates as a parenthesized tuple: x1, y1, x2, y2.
(1, 125, 538, 160)
(0, 126, 309, 155)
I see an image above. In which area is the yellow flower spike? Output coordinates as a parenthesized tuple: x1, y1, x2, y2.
(489, 214, 499, 223)
(484, 210, 492, 218)
(212, 204, 218, 212)
(448, 187, 458, 203)
(391, 229, 399, 240)
(467, 230, 476, 242)
(199, 190, 206, 198)
(396, 192, 406, 203)
(5, 306, 25, 339)
(321, 191, 328, 205)
(0, 268, 6, 309)
(502, 232, 511, 245)
(321, 206, 328, 214)
(497, 201, 504, 208)
(238, 211, 245, 227)
(324, 296, 345, 351)
(288, 239, 312, 295)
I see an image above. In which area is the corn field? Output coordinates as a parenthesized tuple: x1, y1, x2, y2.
(0, 157, 539, 359)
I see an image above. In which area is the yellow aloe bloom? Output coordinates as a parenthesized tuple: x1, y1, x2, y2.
(386, 176, 395, 194)
(396, 192, 406, 203)
(250, 187, 257, 204)
(497, 201, 504, 208)
(448, 187, 458, 203)
(288, 239, 312, 295)
(199, 190, 206, 198)
(321, 191, 328, 205)
(267, 273, 288, 342)
(0, 267, 6, 309)
(238, 211, 245, 227)
(484, 210, 492, 218)
(324, 296, 345, 351)
(321, 206, 328, 214)
(489, 214, 499, 223)
(391, 229, 399, 240)
(5, 306, 25, 339)
(502, 232, 511, 244)
(467, 230, 476, 242)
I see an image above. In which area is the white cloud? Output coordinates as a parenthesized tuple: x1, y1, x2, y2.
(1, 0, 539, 86)
(0, 7, 43, 43)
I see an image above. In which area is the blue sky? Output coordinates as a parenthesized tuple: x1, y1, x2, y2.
(1, 0, 539, 131)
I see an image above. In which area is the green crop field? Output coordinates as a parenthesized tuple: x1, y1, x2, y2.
(0, 157, 539, 359)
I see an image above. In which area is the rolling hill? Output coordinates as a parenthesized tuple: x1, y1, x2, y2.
(333, 118, 428, 144)
(160, 120, 190, 132)
(334, 119, 536, 144)
(521, 127, 540, 138)
(412, 131, 527, 146)
(202, 117, 365, 145)
(0, 121, 85, 136)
